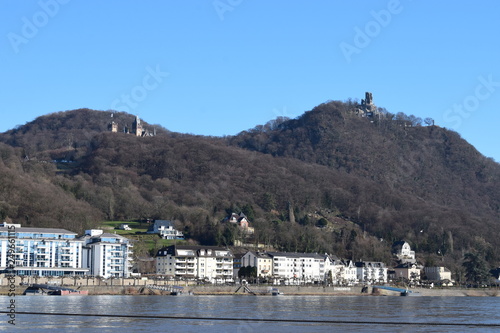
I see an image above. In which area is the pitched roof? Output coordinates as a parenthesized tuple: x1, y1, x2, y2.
(147, 220, 175, 232)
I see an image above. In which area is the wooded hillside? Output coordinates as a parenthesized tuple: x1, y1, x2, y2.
(0, 102, 498, 269)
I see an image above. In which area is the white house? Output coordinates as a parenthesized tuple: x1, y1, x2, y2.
(392, 241, 416, 263)
(147, 220, 184, 240)
(325, 256, 358, 285)
(0, 222, 88, 277)
(81, 230, 134, 278)
(118, 224, 132, 231)
(156, 245, 233, 283)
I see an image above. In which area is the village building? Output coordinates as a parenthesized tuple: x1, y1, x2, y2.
(80, 229, 134, 278)
(393, 262, 421, 282)
(267, 252, 326, 283)
(325, 256, 358, 286)
(0, 222, 88, 277)
(155, 245, 233, 283)
(354, 261, 388, 284)
(147, 220, 184, 240)
(424, 266, 453, 285)
(392, 241, 416, 264)
(223, 212, 255, 234)
(241, 251, 273, 278)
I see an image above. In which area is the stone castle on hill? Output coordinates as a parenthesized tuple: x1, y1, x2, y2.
(353, 92, 382, 119)
(108, 115, 156, 137)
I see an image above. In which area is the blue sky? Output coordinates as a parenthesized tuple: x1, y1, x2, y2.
(1, 0, 499, 161)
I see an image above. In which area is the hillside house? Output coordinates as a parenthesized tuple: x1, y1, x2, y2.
(224, 212, 254, 234)
(392, 241, 416, 264)
(147, 220, 184, 240)
(117, 224, 132, 231)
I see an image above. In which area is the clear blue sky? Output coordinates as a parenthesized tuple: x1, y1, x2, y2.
(1, 0, 499, 161)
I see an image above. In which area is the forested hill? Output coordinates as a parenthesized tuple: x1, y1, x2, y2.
(0, 102, 499, 268)
(0, 108, 168, 161)
(229, 100, 500, 223)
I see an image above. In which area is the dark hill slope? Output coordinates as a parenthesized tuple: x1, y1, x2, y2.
(0, 142, 103, 230)
(229, 101, 500, 222)
(0, 106, 498, 264)
(76, 132, 494, 259)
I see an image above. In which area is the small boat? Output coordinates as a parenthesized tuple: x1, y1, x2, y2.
(170, 286, 186, 295)
(271, 288, 284, 296)
(22, 283, 88, 296)
(400, 290, 421, 296)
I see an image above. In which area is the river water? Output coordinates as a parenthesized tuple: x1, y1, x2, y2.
(1, 295, 499, 332)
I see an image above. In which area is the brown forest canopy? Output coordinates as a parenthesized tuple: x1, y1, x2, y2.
(0, 102, 498, 265)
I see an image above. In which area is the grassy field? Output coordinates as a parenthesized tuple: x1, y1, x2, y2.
(99, 221, 184, 253)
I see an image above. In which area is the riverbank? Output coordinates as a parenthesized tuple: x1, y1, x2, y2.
(1, 284, 499, 296)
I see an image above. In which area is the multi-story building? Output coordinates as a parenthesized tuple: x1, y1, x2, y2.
(0, 223, 88, 276)
(355, 261, 388, 284)
(393, 262, 421, 282)
(81, 230, 133, 278)
(424, 266, 452, 282)
(268, 252, 326, 283)
(324, 256, 359, 285)
(232, 253, 244, 280)
(241, 251, 273, 278)
(156, 245, 233, 283)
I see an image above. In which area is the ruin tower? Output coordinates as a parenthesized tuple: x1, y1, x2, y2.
(132, 115, 143, 136)
(108, 121, 118, 133)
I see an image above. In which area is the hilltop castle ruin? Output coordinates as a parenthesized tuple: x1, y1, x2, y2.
(353, 92, 381, 119)
(108, 115, 156, 137)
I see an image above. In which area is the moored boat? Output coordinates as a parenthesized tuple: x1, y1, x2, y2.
(22, 283, 88, 296)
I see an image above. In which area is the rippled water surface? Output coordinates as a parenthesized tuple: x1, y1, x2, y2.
(1, 295, 500, 332)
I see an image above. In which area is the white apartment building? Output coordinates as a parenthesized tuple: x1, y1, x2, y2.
(81, 230, 133, 278)
(355, 261, 388, 284)
(268, 252, 326, 283)
(0, 223, 88, 276)
(156, 245, 233, 282)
